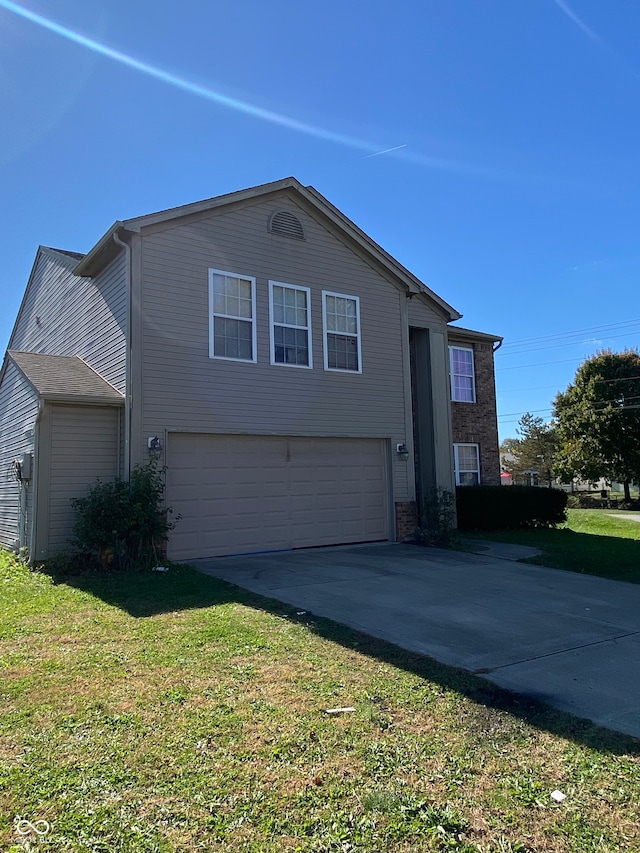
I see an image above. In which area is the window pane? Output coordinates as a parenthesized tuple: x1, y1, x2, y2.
(453, 348, 473, 375)
(345, 300, 357, 333)
(212, 273, 226, 295)
(211, 272, 254, 360)
(325, 296, 337, 331)
(214, 317, 253, 360)
(284, 305, 297, 325)
(454, 376, 474, 402)
(238, 296, 253, 318)
(327, 333, 359, 371)
(225, 294, 240, 317)
(451, 347, 475, 401)
(457, 445, 478, 470)
(325, 295, 357, 334)
(459, 471, 479, 486)
(274, 325, 308, 365)
(455, 444, 479, 487)
(237, 338, 252, 360)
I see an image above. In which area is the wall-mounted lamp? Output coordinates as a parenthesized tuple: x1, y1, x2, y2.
(396, 443, 410, 459)
(147, 435, 163, 459)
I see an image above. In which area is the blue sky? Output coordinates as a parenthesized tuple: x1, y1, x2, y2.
(1, 0, 639, 440)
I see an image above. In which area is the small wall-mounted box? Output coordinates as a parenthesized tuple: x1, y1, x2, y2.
(19, 452, 32, 480)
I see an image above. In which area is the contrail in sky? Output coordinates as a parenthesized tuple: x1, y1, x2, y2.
(0, 0, 511, 180)
(0, 0, 378, 152)
(550, 0, 602, 43)
(551, 0, 640, 77)
(362, 144, 407, 159)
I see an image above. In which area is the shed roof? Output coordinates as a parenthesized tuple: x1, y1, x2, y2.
(7, 351, 124, 405)
(447, 325, 503, 344)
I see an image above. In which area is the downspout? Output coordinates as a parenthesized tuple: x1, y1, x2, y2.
(493, 340, 502, 353)
(113, 231, 132, 480)
(28, 399, 45, 564)
(18, 477, 27, 554)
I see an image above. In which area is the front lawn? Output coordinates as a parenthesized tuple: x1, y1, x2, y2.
(465, 509, 640, 583)
(1, 549, 639, 852)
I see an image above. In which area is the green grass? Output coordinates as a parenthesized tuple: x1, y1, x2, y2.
(1, 549, 639, 852)
(464, 508, 640, 583)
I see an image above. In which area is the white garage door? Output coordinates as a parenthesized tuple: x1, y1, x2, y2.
(166, 434, 389, 560)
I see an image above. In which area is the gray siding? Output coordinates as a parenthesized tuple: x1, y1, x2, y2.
(10, 250, 127, 392)
(0, 361, 38, 551)
(408, 295, 448, 328)
(139, 197, 412, 499)
(41, 404, 120, 556)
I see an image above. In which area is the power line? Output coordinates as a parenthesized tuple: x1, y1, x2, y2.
(497, 356, 585, 371)
(500, 318, 640, 349)
(498, 407, 553, 419)
(498, 329, 640, 357)
(498, 397, 640, 421)
(498, 375, 640, 391)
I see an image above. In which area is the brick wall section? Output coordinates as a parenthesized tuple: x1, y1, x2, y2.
(450, 340, 501, 485)
(395, 500, 418, 540)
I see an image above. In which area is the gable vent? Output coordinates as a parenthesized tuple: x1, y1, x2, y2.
(268, 210, 305, 240)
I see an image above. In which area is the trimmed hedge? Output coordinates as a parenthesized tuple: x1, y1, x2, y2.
(456, 485, 568, 530)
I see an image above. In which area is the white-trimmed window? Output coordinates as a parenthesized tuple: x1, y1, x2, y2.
(269, 281, 312, 368)
(454, 443, 480, 486)
(209, 269, 256, 362)
(449, 346, 475, 402)
(322, 291, 361, 373)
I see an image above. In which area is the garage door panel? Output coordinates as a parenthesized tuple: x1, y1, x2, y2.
(167, 434, 389, 559)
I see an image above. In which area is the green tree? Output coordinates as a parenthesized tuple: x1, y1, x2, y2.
(500, 413, 557, 487)
(553, 349, 640, 501)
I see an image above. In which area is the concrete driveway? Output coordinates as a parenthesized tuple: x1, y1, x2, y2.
(193, 543, 640, 738)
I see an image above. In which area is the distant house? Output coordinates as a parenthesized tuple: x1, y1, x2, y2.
(0, 178, 502, 561)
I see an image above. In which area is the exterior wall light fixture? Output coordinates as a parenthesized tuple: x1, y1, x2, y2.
(147, 435, 163, 459)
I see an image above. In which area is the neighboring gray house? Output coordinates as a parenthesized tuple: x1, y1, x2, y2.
(0, 178, 501, 561)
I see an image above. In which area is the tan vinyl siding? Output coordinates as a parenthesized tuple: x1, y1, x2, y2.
(140, 197, 412, 500)
(45, 404, 120, 554)
(408, 295, 448, 327)
(0, 361, 38, 550)
(10, 250, 127, 391)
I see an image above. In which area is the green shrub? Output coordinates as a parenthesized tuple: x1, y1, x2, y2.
(70, 462, 177, 569)
(456, 485, 567, 531)
(418, 488, 458, 545)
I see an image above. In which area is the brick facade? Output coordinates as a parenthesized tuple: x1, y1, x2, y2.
(450, 339, 501, 486)
(395, 500, 418, 540)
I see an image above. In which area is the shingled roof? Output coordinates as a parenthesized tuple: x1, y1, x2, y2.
(8, 351, 123, 405)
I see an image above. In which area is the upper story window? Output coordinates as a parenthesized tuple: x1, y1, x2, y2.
(449, 345, 475, 402)
(322, 291, 362, 373)
(209, 269, 256, 362)
(269, 281, 312, 368)
(454, 443, 480, 486)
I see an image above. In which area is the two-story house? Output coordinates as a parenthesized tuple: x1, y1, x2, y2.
(0, 178, 501, 562)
